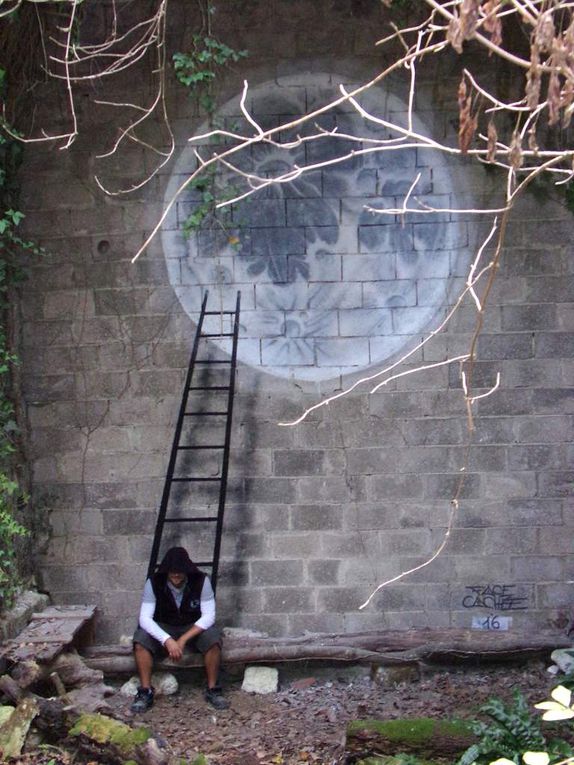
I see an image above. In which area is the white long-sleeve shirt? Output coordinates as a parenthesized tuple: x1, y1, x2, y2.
(138, 576, 216, 645)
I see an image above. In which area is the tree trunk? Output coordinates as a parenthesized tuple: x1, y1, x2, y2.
(82, 628, 570, 674)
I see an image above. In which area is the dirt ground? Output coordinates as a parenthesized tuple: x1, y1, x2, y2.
(91, 658, 562, 765)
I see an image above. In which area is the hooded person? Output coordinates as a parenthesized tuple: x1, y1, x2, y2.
(131, 546, 228, 712)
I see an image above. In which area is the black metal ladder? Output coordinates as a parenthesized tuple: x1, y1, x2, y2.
(147, 290, 241, 591)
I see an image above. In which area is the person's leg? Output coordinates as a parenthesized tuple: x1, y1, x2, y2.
(134, 642, 154, 688)
(203, 643, 222, 689)
(193, 626, 229, 709)
(131, 628, 162, 713)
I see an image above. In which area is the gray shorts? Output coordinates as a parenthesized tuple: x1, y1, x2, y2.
(133, 623, 222, 657)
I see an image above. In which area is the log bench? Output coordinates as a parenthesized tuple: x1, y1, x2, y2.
(81, 627, 572, 675)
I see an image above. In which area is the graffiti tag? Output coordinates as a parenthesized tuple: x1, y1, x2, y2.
(462, 584, 528, 611)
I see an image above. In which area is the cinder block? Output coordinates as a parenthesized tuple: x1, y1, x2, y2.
(274, 449, 326, 476)
(511, 556, 564, 581)
(535, 333, 574, 358)
(317, 586, 369, 612)
(262, 587, 315, 613)
(453, 554, 511, 580)
(431, 527, 485, 555)
(526, 275, 574, 303)
(538, 471, 574, 497)
(244, 477, 297, 504)
(482, 472, 537, 500)
(508, 444, 567, 471)
(290, 504, 343, 530)
(537, 582, 573, 607)
(484, 527, 538, 554)
(467, 446, 507, 472)
(251, 560, 304, 586)
(478, 389, 534, 416)
(424, 473, 481, 499)
(369, 474, 424, 499)
(506, 498, 563, 525)
(501, 304, 557, 331)
(532, 388, 574, 414)
(503, 359, 565, 388)
(320, 531, 379, 558)
(478, 333, 533, 360)
(103, 509, 157, 535)
(379, 529, 432, 556)
(307, 559, 341, 585)
(271, 533, 321, 559)
(537, 527, 574, 555)
(287, 613, 345, 634)
(516, 416, 572, 443)
(400, 418, 464, 446)
(346, 447, 402, 475)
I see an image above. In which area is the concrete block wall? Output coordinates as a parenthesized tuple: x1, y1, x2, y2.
(15, 0, 574, 642)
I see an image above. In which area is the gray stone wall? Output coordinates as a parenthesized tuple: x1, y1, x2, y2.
(16, 0, 573, 642)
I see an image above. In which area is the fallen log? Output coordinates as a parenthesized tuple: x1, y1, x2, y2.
(345, 717, 476, 764)
(0, 673, 68, 738)
(82, 628, 571, 674)
(0, 696, 39, 758)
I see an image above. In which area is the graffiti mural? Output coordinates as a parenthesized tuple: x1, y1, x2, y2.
(161, 73, 474, 380)
(462, 584, 529, 611)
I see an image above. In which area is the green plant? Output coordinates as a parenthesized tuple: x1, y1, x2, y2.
(0, 66, 39, 610)
(182, 167, 242, 242)
(172, 3, 247, 237)
(458, 691, 572, 765)
(173, 36, 247, 114)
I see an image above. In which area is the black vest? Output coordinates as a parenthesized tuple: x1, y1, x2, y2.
(151, 572, 206, 626)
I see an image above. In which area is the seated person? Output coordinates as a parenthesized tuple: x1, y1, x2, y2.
(131, 546, 228, 712)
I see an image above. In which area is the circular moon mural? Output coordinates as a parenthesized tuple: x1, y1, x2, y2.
(161, 74, 470, 381)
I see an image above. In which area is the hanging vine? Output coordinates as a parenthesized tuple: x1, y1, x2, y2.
(0, 66, 42, 610)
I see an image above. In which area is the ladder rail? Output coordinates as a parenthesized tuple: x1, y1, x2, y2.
(211, 290, 241, 593)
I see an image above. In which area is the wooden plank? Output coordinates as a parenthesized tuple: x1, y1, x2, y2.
(31, 606, 96, 620)
(0, 605, 97, 665)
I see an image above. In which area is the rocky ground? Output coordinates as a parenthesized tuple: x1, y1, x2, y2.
(5, 658, 566, 765)
(97, 658, 562, 765)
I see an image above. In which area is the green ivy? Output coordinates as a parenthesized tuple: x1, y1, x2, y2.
(0, 66, 40, 610)
(173, 4, 247, 236)
(173, 36, 247, 114)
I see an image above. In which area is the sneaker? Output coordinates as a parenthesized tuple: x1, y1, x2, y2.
(131, 686, 154, 713)
(205, 686, 229, 710)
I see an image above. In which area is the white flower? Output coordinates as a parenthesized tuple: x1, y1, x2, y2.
(534, 685, 574, 721)
(523, 752, 550, 765)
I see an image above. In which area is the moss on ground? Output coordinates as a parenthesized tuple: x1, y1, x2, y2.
(347, 717, 474, 743)
(69, 713, 152, 754)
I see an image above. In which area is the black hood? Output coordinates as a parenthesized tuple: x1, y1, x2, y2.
(156, 547, 200, 575)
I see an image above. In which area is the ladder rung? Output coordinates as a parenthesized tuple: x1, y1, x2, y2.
(201, 332, 234, 337)
(184, 411, 227, 416)
(195, 561, 213, 567)
(165, 516, 218, 523)
(177, 445, 225, 450)
(172, 477, 221, 482)
(189, 386, 230, 391)
(195, 359, 232, 364)
(204, 310, 235, 315)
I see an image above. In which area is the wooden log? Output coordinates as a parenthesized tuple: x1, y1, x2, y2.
(82, 628, 571, 674)
(0, 696, 39, 758)
(345, 718, 476, 763)
(0, 674, 67, 737)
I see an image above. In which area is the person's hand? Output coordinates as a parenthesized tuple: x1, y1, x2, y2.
(164, 637, 183, 661)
